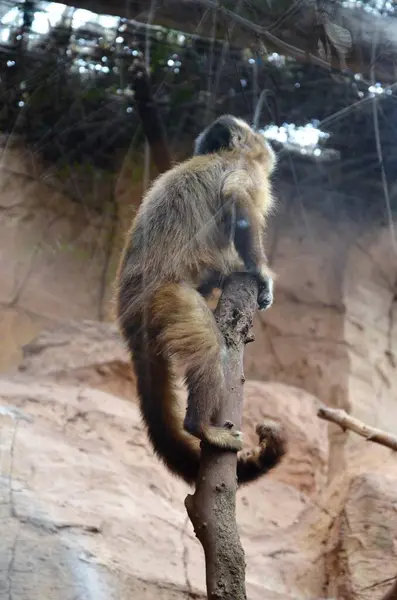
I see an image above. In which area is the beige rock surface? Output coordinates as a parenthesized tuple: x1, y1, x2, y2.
(0, 141, 140, 371)
(324, 471, 397, 600)
(1, 147, 397, 598)
(1, 320, 397, 599)
(0, 352, 325, 599)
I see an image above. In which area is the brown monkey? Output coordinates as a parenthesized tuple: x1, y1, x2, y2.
(115, 114, 286, 486)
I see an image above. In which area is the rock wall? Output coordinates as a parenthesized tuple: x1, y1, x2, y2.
(1, 320, 397, 599)
(1, 145, 397, 598)
(244, 186, 397, 480)
(0, 140, 140, 370)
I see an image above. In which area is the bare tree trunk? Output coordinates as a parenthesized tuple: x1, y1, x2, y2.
(185, 274, 258, 600)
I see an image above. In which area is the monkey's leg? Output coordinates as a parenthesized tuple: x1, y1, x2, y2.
(184, 362, 243, 451)
(151, 282, 243, 452)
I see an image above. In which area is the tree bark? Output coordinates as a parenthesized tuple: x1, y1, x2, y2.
(184, 273, 259, 600)
(59, 0, 397, 83)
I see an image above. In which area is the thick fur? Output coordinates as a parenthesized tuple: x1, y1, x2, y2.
(115, 114, 286, 486)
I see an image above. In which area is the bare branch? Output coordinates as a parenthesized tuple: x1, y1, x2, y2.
(185, 274, 263, 599)
(129, 57, 172, 175)
(58, 0, 397, 83)
(317, 406, 397, 451)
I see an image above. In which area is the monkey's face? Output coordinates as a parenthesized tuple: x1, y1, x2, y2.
(194, 114, 276, 174)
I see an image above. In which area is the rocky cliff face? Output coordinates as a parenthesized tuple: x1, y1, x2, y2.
(1, 144, 397, 598)
(0, 319, 395, 600)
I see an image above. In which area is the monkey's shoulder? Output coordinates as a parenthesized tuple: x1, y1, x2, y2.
(169, 154, 227, 182)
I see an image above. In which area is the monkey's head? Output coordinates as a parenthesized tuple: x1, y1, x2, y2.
(194, 114, 276, 173)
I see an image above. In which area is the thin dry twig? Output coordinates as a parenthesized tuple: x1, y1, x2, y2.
(185, 274, 258, 600)
(317, 406, 397, 451)
(318, 406, 397, 600)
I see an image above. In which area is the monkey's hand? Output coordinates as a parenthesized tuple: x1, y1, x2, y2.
(258, 275, 273, 311)
(247, 265, 274, 311)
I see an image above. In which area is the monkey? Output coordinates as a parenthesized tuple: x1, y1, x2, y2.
(115, 114, 286, 486)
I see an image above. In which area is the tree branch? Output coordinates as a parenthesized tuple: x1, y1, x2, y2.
(317, 406, 397, 451)
(58, 0, 397, 83)
(185, 274, 259, 600)
(129, 57, 172, 175)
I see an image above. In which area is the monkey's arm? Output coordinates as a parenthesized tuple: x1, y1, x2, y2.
(233, 203, 273, 311)
(233, 202, 267, 272)
(222, 175, 274, 310)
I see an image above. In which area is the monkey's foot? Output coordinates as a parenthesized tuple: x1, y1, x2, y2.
(203, 424, 243, 451)
(184, 418, 243, 451)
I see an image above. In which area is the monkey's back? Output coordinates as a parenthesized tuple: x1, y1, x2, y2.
(117, 153, 246, 321)
(131, 156, 232, 266)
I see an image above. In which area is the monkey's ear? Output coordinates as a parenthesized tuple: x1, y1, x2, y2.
(194, 121, 232, 155)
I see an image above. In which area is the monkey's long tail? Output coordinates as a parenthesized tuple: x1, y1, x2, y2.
(120, 283, 286, 486)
